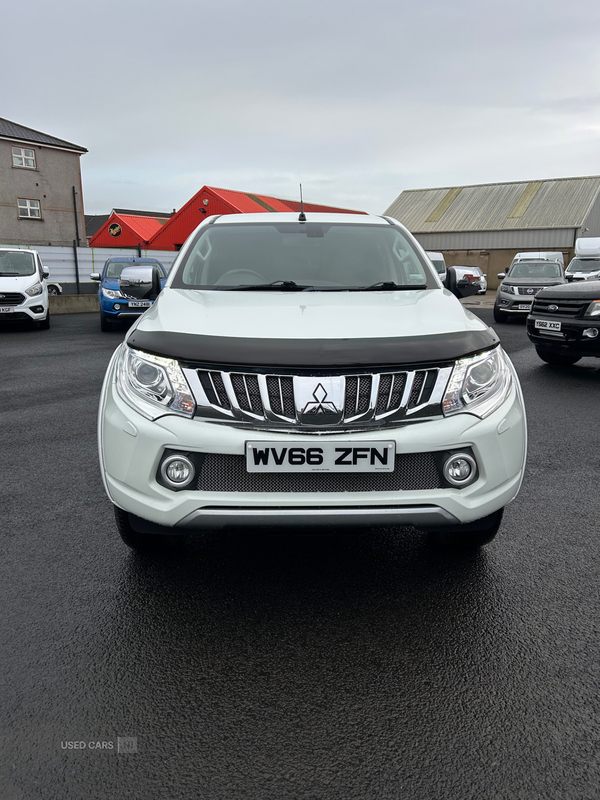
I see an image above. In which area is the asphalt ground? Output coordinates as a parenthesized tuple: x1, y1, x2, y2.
(1, 310, 599, 800)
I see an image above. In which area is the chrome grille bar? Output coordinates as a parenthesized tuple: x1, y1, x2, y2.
(183, 366, 453, 429)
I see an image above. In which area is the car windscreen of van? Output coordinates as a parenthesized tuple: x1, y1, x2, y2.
(567, 259, 600, 273)
(431, 260, 446, 274)
(173, 223, 438, 290)
(0, 250, 36, 276)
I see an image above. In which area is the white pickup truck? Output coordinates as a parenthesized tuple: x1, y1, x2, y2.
(98, 213, 527, 553)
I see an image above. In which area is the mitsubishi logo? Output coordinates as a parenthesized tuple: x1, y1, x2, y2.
(294, 376, 344, 426)
(301, 383, 339, 415)
(548, 304, 558, 312)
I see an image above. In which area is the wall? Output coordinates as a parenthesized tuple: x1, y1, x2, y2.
(0, 244, 179, 294)
(0, 139, 85, 246)
(439, 248, 575, 290)
(415, 228, 576, 251)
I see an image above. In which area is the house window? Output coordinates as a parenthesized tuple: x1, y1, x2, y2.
(17, 198, 41, 218)
(12, 147, 36, 169)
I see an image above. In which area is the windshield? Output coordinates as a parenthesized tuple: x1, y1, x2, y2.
(172, 223, 436, 290)
(104, 260, 166, 279)
(0, 250, 36, 277)
(566, 258, 600, 274)
(431, 259, 446, 275)
(508, 261, 562, 279)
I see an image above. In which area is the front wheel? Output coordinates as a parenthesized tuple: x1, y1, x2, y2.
(426, 508, 504, 550)
(114, 506, 182, 552)
(493, 305, 509, 323)
(535, 348, 581, 367)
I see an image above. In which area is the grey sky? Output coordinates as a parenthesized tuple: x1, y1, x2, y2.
(4, 0, 600, 214)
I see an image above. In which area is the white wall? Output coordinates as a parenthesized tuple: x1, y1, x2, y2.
(0, 243, 179, 285)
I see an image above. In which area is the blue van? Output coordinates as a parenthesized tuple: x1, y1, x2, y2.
(91, 257, 167, 331)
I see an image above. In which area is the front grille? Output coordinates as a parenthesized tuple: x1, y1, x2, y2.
(515, 286, 542, 297)
(187, 365, 452, 429)
(532, 297, 588, 317)
(196, 453, 441, 493)
(0, 292, 25, 306)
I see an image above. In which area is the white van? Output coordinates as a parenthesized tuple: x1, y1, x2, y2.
(425, 251, 447, 282)
(0, 248, 50, 328)
(510, 251, 564, 270)
(565, 238, 600, 282)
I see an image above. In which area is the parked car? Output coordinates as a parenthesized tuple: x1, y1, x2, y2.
(91, 257, 167, 331)
(0, 247, 50, 329)
(425, 251, 447, 283)
(564, 238, 600, 282)
(510, 251, 564, 271)
(494, 259, 565, 322)
(98, 212, 527, 553)
(452, 266, 487, 294)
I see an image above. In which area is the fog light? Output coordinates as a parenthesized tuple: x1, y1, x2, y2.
(114, 303, 121, 310)
(443, 453, 477, 487)
(583, 328, 598, 339)
(160, 454, 195, 488)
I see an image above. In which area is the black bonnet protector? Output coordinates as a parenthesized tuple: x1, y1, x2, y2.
(126, 328, 499, 369)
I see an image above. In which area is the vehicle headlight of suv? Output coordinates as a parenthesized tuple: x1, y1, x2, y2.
(585, 300, 600, 317)
(25, 282, 43, 297)
(500, 283, 516, 294)
(115, 345, 195, 419)
(102, 287, 125, 300)
(443, 347, 512, 419)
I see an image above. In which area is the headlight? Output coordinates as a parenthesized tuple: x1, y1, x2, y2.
(501, 284, 517, 295)
(25, 282, 43, 297)
(585, 301, 600, 317)
(115, 345, 195, 419)
(102, 287, 125, 300)
(443, 347, 513, 419)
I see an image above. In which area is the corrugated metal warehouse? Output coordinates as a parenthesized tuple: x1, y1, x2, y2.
(384, 176, 600, 289)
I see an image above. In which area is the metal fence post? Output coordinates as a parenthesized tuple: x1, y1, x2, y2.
(72, 240, 81, 294)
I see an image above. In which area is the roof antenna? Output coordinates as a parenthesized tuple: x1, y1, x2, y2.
(298, 183, 306, 222)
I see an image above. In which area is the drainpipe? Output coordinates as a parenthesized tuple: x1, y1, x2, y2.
(72, 186, 80, 246)
(72, 239, 81, 295)
(137, 243, 142, 257)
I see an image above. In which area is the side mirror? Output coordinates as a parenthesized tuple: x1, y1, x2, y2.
(497, 273, 506, 279)
(445, 267, 480, 299)
(42, 266, 50, 279)
(90, 272, 101, 282)
(119, 265, 162, 300)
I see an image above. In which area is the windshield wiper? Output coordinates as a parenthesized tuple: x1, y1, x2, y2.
(217, 280, 308, 291)
(349, 281, 429, 291)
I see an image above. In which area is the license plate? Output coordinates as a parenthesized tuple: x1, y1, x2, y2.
(0, 307, 14, 313)
(535, 319, 561, 331)
(516, 303, 532, 310)
(246, 440, 396, 473)
(128, 301, 152, 308)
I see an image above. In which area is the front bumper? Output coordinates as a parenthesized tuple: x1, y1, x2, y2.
(98, 352, 527, 532)
(496, 294, 534, 314)
(0, 294, 48, 322)
(527, 314, 600, 357)
(100, 295, 153, 319)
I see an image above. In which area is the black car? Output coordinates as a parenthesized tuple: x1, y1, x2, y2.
(526, 280, 600, 365)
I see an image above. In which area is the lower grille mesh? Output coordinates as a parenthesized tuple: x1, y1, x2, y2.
(196, 453, 441, 493)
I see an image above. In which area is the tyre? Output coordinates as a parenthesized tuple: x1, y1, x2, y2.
(535, 348, 581, 367)
(100, 314, 113, 332)
(114, 506, 182, 552)
(47, 285, 60, 296)
(426, 508, 504, 550)
(39, 309, 50, 330)
(493, 305, 509, 323)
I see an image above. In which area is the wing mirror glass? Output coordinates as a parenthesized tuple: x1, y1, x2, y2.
(119, 266, 161, 299)
(445, 266, 480, 299)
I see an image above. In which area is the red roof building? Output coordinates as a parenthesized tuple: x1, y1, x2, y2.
(148, 186, 365, 251)
(89, 212, 170, 248)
